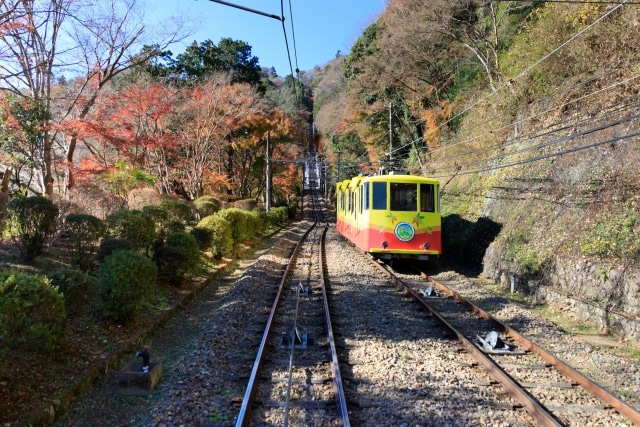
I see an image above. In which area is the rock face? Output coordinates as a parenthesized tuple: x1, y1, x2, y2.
(483, 244, 640, 344)
(117, 360, 163, 396)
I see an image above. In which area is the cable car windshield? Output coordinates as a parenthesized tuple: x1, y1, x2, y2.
(390, 183, 417, 211)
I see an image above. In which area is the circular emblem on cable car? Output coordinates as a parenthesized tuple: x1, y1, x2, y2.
(394, 222, 415, 242)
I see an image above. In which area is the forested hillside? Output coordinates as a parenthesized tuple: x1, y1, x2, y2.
(1, 0, 639, 341)
(311, 0, 640, 340)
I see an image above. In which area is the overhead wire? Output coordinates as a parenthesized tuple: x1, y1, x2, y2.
(438, 58, 640, 152)
(428, 73, 640, 167)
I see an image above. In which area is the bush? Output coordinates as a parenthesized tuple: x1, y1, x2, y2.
(193, 195, 221, 219)
(62, 213, 105, 271)
(266, 207, 289, 228)
(0, 270, 66, 350)
(154, 232, 200, 284)
(234, 199, 258, 211)
(104, 209, 156, 255)
(47, 268, 96, 317)
(216, 208, 249, 243)
(142, 204, 173, 250)
(96, 238, 134, 262)
(247, 210, 267, 235)
(190, 226, 213, 251)
(287, 200, 298, 219)
(7, 195, 59, 261)
(196, 215, 233, 258)
(96, 250, 157, 324)
(160, 200, 192, 222)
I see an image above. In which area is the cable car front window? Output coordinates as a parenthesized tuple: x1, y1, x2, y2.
(390, 183, 417, 211)
(420, 184, 435, 212)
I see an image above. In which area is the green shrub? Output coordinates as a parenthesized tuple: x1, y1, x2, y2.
(0, 270, 66, 350)
(7, 195, 59, 261)
(47, 267, 96, 317)
(142, 204, 171, 243)
(266, 207, 288, 227)
(104, 210, 156, 255)
(190, 226, 213, 250)
(193, 195, 221, 218)
(287, 200, 299, 219)
(247, 210, 267, 235)
(196, 215, 233, 258)
(96, 250, 157, 324)
(234, 199, 258, 211)
(153, 232, 200, 284)
(216, 208, 249, 243)
(160, 200, 192, 222)
(96, 238, 134, 262)
(62, 213, 105, 271)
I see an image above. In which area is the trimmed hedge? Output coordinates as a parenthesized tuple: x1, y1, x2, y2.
(7, 196, 59, 261)
(63, 213, 105, 271)
(47, 267, 96, 317)
(96, 249, 157, 324)
(104, 209, 156, 255)
(196, 214, 233, 259)
(154, 232, 200, 284)
(0, 270, 66, 351)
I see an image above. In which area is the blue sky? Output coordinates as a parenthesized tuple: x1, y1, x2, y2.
(150, 0, 386, 77)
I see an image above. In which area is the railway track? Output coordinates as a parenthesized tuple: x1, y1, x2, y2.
(236, 193, 349, 426)
(369, 261, 640, 426)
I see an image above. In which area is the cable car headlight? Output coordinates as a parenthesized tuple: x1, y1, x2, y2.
(381, 241, 389, 249)
(422, 242, 430, 250)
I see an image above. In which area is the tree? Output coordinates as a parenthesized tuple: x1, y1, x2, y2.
(173, 74, 261, 200)
(70, 80, 180, 195)
(0, 0, 70, 196)
(0, 0, 189, 197)
(169, 38, 264, 92)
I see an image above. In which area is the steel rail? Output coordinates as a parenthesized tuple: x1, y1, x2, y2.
(421, 273, 640, 426)
(319, 222, 350, 426)
(369, 261, 564, 426)
(235, 220, 318, 427)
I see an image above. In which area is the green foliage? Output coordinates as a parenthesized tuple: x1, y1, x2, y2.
(0, 96, 47, 181)
(104, 209, 156, 254)
(580, 205, 640, 262)
(196, 215, 233, 259)
(247, 210, 267, 235)
(154, 232, 200, 284)
(343, 23, 379, 81)
(505, 228, 548, 274)
(159, 200, 192, 222)
(62, 213, 105, 271)
(194, 195, 221, 218)
(215, 208, 249, 243)
(46, 267, 96, 317)
(234, 199, 258, 211)
(98, 160, 156, 200)
(287, 200, 298, 220)
(96, 238, 134, 262)
(0, 270, 66, 351)
(168, 38, 265, 91)
(7, 195, 59, 261)
(266, 207, 289, 227)
(190, 226, 213, 251)
(96, 250, 158, 324)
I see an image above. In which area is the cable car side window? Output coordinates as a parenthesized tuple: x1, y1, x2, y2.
(372, 182, 387, 210)
(390, 183, 417, 211)
(420, 183, 435, 212)
(363, 182, 369, 210)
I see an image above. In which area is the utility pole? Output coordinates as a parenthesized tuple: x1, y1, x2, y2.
(389, 102, 393, 160)
(266, 131, 271, 212)
(336, 150, 342, 182)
